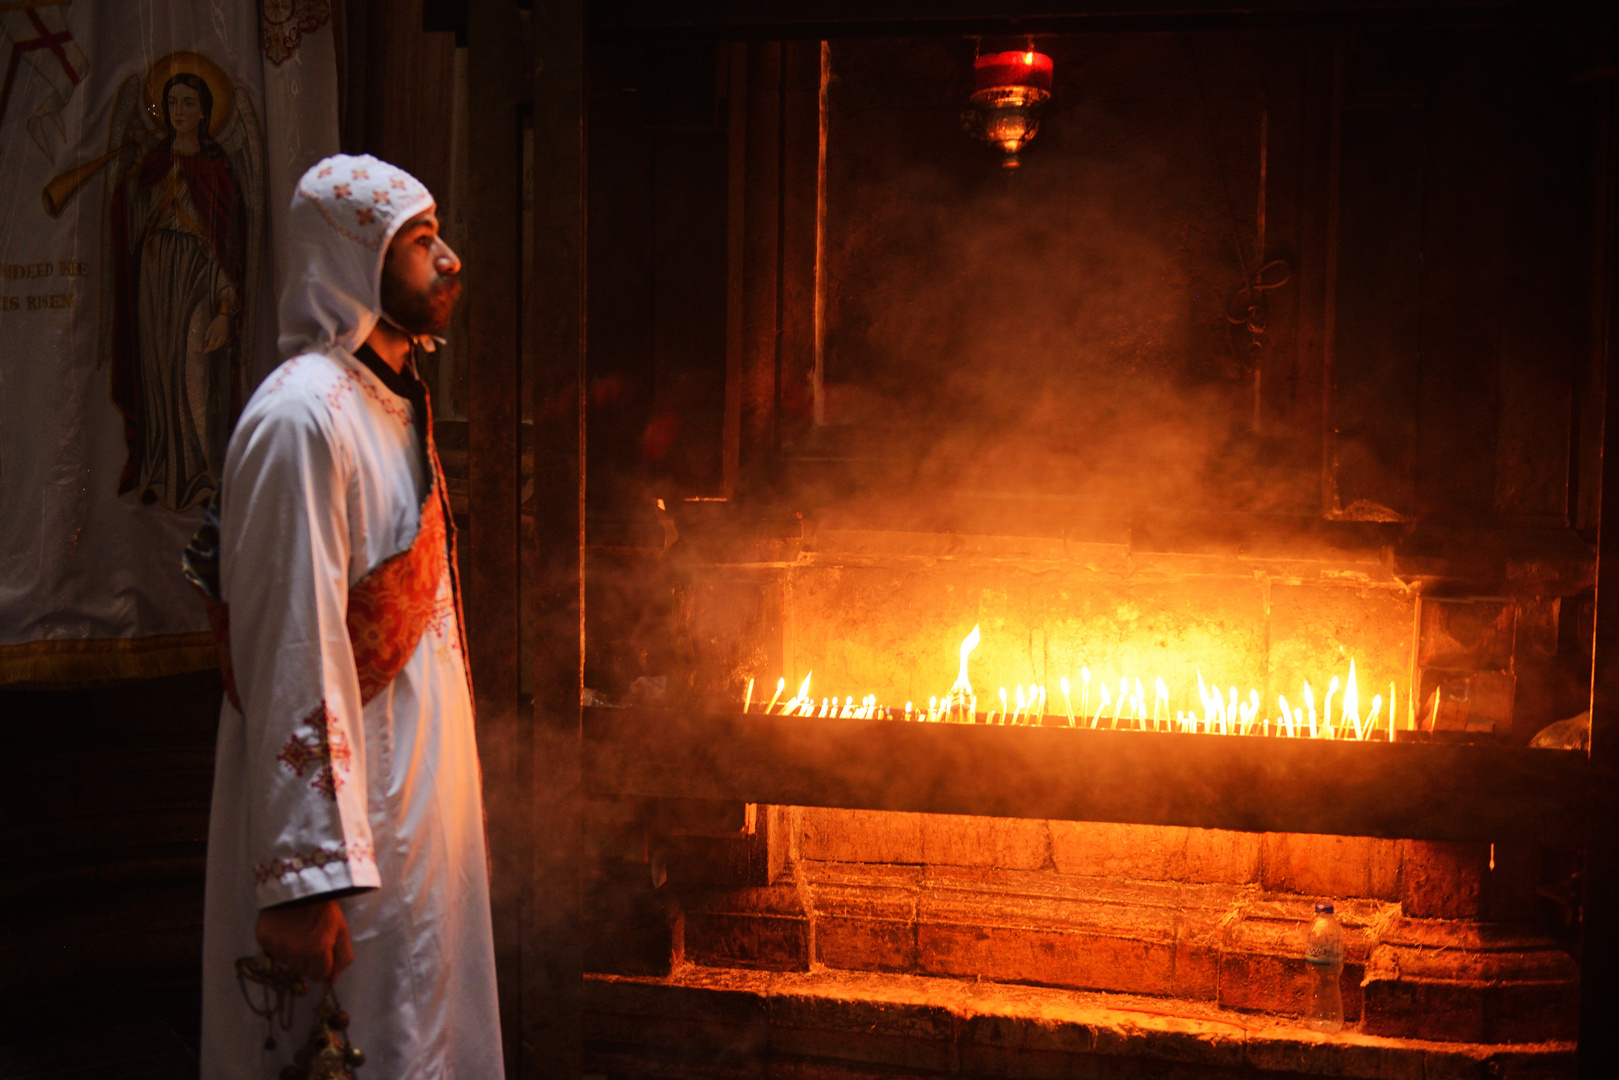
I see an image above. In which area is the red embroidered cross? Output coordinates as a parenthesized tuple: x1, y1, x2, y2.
(13, 9, 80, 86)
(372, 189, 390, 204)
(275, 703, 353, 798)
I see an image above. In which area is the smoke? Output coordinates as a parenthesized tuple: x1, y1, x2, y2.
(819, 34, 1302, 519)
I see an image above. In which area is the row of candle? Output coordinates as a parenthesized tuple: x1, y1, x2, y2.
(738, 627, 1404, 740)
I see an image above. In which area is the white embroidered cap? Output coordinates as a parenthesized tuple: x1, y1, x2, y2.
(297, 154, 433, 252)
(279, 153, 436, 359)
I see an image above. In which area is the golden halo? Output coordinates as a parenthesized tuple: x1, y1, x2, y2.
(144, 51, 235, 139)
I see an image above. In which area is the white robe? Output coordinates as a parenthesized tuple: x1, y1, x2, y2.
(199, 345, 502, 1080)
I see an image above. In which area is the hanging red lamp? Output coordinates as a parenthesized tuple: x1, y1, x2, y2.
(964, 48, 1054, 169)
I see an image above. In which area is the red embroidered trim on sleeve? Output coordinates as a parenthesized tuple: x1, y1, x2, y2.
(275, 701, 352, 797)
(252, 838, 375, 886)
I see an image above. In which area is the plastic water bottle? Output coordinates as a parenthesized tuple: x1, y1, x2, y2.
(1305, 901, 1345, 1032)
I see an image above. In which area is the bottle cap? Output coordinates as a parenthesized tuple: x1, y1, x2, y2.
(1314, 901, 1334, 914)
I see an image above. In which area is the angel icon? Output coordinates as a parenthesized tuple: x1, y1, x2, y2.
(44, 51, 263, 512)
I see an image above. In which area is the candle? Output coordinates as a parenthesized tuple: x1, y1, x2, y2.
(974, 50, 1054, 93)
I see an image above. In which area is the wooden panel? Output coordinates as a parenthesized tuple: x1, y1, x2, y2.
(738, 43, 782, 480)
(529, 0, 587, 1075)
(465, 0, 526, 1074)
(777, 40, 822, 444)
(584, 706, 1593, 847)
(1329, 33, 1424, 519)
(1578, 46, 1619, 1080)
(652, 121, 730, 494)
(358, 0, 457, 205)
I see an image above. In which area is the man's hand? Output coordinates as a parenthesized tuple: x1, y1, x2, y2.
(256, 899, 354, 981)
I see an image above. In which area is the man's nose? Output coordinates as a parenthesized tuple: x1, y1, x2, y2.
(433, 245, 462, 276)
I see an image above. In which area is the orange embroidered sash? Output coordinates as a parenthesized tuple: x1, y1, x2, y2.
(184, 369, 465, 713)
(346, 469, 450, 702)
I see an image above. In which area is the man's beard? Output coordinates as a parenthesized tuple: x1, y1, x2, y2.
(381, 269, 463, 336)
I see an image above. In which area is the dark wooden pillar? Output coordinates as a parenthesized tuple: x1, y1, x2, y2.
(1580, 49, 1619, 1080)
(528, 0, 587, 1075)
(465, 0, 526, 1075)
(737, 43, 782, 485)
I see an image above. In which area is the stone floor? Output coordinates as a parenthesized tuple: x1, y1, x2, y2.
(585, 965, 1575, 1079)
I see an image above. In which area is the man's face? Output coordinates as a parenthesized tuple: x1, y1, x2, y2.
(380, 208, 462, 337)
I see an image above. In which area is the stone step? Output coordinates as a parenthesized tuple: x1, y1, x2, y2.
(584, 965, 1573, 1079)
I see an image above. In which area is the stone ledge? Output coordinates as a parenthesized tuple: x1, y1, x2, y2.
(584, 966, 1574, 1079)
(673, 862, 1576, 1044)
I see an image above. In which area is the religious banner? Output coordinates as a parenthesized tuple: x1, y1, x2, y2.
(0, 0, 340, 683)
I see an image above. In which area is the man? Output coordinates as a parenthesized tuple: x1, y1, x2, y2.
(194, 154, 501, 1079)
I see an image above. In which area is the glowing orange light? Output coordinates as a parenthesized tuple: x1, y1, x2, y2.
(751, 631, 1385, 743)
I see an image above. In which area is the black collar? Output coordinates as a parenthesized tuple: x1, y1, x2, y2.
(353, 341, 421, 400)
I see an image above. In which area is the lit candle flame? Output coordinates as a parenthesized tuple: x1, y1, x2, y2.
(1344, 660, 1360, 739)
(768, 634, 1388, 746)
(954, 625, 981, 697)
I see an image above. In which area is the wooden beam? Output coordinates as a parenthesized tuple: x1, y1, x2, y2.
(529, 0, 587, 1075)
(589, 0, 1598, 38)
(584, 707, 1594, 846)
(465, 0, 526, 1074)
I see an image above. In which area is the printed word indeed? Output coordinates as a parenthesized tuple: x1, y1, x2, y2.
(0, 259, 90, 280)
